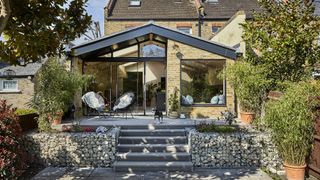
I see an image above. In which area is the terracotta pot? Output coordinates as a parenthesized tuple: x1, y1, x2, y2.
(240, 111, 255, 124)
(51, 112, 62, 125)
(284, 163, 306, 180)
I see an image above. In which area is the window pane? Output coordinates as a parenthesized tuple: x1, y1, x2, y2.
(177, 27, 192, 34)
(212, 26, 221, 33)
(142, 44, 165, 57)
(3, 81, 17, 90)
(181, 60, 225, 105)
(129, 0, 141, 6)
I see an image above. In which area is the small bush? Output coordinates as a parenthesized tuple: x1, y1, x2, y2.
(0, 100, 27, 179)
(15, 109, 37, 116)
(196, 121, 237, 133)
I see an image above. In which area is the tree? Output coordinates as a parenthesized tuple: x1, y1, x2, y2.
(0, 0, 91, 65)
(242, 0, 320, 89)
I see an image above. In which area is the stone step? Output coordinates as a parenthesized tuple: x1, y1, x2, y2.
(114, 161, 193, 172)
(118, 136, 187, 144)
(120, 125, 194, 130)
(120, 129, 186, 136)
(116, 152, 191, 161)
(117, 144, 189, 153)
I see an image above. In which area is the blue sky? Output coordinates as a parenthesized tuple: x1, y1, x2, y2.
(73, 0, 109, 44)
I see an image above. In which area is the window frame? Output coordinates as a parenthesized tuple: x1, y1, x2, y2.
(1, 79, 19, 92)
(177, 27, 192, 35)
(211, 26, 221, 34)
(129, 0, 141, 7)
(180, 59, 227, 107)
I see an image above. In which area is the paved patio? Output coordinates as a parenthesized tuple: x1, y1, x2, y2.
(76, 116, 232, 127)
(31, 167, 272, 180)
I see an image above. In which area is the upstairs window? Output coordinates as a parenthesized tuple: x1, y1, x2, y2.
(129, 0, 141, 7)
(212, 26, 221, 34)
(177, 27, 192, 34)
(208, 0, 219, 4)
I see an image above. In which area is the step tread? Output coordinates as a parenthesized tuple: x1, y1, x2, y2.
(116, 152, 190, 156)
(114, 161, 193, 167)
(120, 129, 186, 132)
(118, 136, 187, 139)
(118, 144, 188, 147)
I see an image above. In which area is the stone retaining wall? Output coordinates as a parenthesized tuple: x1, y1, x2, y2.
(189, 130, 283, 170)
(23, 128, 119, 167)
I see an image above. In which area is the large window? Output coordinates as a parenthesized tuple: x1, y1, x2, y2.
(181, 60, 226, 106)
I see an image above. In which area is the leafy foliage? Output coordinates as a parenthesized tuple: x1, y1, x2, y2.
(196, 122, 237, 133)
(30, 57, 89, 131)
(264, 81, 320, 166)
(15, 108, 37, 116)
(0, 100, 27, 179)
(168, 87, 180, 113)
(224, 61, 270, 112)
(0, 0, 91, 65)
(242, 0, 320, 88)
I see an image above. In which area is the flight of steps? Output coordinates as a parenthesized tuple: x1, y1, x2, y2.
(114, 125, 193, 172)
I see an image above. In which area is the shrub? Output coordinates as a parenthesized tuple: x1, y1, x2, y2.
(30, 57, 89, 131)
(0, 100, 27, 179)
(264, 81, 320, 166)
(196, 121, 237, 133)
(223, 61, 270, 113)
(15, 109, 37, 116)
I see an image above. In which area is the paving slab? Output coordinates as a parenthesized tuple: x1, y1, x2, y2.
(32, 167, 272, 180)
(32, 167, 67, 179)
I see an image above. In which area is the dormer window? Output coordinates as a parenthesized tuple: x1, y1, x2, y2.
(129, 0, 141, 7)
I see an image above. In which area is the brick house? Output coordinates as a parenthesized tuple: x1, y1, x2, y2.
(0, 62, 43, 109)
(104, 0, 259, 39)
(70, 0, 261, 119)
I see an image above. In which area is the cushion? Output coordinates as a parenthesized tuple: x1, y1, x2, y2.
(186, 95, 194, 104)
(211, 96, 219, 104)
(218, 95, 225, 104)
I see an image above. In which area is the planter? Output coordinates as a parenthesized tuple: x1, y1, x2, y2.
(284, 163, 306, 180)
(169, 111, 179, 119)
(240, 111, 255, 124)
(51, 112, 63, 125)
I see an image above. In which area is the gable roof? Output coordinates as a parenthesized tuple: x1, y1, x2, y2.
(72, 22, 236, 59)
(106, 0, 260, 20)
(0, 61, 43, 77)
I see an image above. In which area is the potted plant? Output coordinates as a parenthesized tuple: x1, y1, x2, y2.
(30, 57, 89, 131)
(168, 87, 180, 119)
(224, 61, 270, 124)
(264, 81, 320, 180)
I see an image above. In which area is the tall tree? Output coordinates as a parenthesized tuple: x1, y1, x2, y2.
(0, 0, 91, 65)
(242, 0, 320, 88)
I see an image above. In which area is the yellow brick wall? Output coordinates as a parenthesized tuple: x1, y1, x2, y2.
(0, 78, 35, 109)
(71, 57, 84, 119)
(166, 40, 235, 119)
(105, 20, 226, 40)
